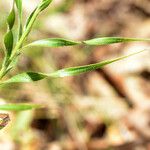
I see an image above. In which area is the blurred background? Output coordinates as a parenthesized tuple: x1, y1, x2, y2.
(0, 0, 150, 150)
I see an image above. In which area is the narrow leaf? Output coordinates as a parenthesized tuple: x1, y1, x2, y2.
(50, 50, 145, 77)
(4, 72, 46, 83)
(7, 5, 15, 30)
(0, 50, 145, 85)
(0, 103, 42, 111)
(25, 38, 81, 48)
(24, 37, 150, 49)
(25, 0, 53, 30)
(39, 0, 53, 11)
(15, 0, 23, 39)
(83, 37, 150, 46)
(3, 1, 15, 56)
(25, 8, 37, 29)
(4, 30, 14, 56)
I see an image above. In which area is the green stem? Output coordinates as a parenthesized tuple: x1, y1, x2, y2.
(0, 7, 41, 80)
(9, 8, 40, 61)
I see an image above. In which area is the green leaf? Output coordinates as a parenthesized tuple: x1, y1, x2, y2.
(25, 38, 81, 48)
(25, 0, 53, 30)
(0, 103, 42, 111)
(0, 50, 145, 85)
(5, 72, 46, 83)
(7, 5, 15, 30)
(24, 8, 37, 29)
(4, 30, 14, 56)
(15, 0, 23, 39)
(83, 37, 150, 46)
(39, 0, 53, 11)
(49, 50, 145, 77)
(24, 37, 150, 49)
(3, 1, 15, 56)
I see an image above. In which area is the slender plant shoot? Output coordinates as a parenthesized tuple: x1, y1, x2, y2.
(0, 0, 149, 128)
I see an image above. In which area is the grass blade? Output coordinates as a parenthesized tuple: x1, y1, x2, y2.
(39, 0, 53, 11)
(25, 38, 81, 48)
(4, 31, 14, 56)
(0, 50, 145, 85)
(49, 50, 146, 77)
(24, 8, 37, 30)
(7, 4, 15, 30)
(0, 103, 42, 111)
(4, 1, 15, 56)
(83, 37, 150, 45)
(15, 0, 23, 39)
(25, 0, 53, 30)
(24, 37, 150, 49)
